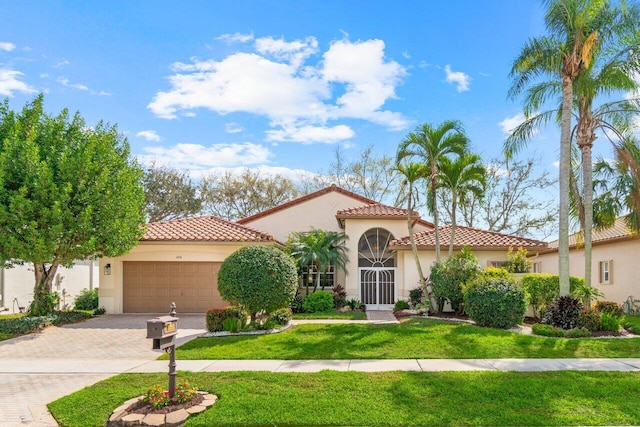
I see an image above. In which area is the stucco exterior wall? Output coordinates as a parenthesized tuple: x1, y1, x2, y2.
(241, 191, 368, 242)
(534, 238, 640, 305)
(1, 260, 98, 314)
(99, 242, 262, 314)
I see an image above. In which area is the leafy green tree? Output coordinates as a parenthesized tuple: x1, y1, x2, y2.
(396, 162, 437, 312)
(217, 245, 298, 323)
(142, 162, 202, 222)
(397, 121, 469, 261)
(507, 0, 612, 296)
(0, 95, 146, 315)
(286, 228, 349, 295)
(438, 153, 486, 258)
(200, 169, 298, 221)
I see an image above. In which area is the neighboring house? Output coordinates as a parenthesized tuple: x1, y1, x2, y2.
(101, 185, 548, 313)
(535, 218, 640, 305)
(0, 260, 99, 314)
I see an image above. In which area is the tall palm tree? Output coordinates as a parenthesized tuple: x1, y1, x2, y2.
(438, 153, 487, 258)
(507, 1, 639, 298)
(395, 161, 438, 311)
(507, 0, 613, 296)
(397, 121, 469, 261)
(287, 228, 349, 295)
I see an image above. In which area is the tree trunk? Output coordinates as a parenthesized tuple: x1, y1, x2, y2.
(558, 74, 573, 297)
(430, 164, 441, 262)
(31, 262, 60, 315)
(449, 190, 457, 258)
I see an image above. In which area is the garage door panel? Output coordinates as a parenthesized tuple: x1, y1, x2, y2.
(124, 261, 223, 313)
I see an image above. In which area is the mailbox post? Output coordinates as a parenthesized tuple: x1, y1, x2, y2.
(146, 303, 179, 398)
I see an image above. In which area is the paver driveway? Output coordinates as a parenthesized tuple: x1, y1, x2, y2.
(0, 314, 206, 426)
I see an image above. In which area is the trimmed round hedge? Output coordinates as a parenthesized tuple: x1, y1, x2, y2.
(218, 245, 298, 321)
(464, 277, 526, 329)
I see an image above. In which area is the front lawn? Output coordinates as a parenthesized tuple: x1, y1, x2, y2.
(49, 371, 640, 426)
(174, 317, 640, 360)
(292, 310, 367, 320)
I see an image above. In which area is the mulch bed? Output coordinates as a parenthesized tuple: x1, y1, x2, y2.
(126, 394, 204, 415)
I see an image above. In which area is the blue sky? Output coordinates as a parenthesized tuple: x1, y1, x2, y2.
(0, 1, 578, 182)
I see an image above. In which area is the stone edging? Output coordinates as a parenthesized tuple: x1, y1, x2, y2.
(108, 391, 217, 426)
(200, 322, 293, 337)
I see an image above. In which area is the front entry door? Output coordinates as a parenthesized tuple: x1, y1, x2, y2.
(359, 267, 396, 310)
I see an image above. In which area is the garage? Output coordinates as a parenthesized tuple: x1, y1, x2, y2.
(123, 261, 224, 313)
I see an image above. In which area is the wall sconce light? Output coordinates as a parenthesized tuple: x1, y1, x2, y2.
(104, 263, 111, 275)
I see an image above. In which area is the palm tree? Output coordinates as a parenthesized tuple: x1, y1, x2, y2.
(395, 161, 438, 311)
(438, 153, 486, 258)
(507, 1, 639, 297)
(507, 0, 614, 296)
(397, 121, 469, 261)
(287, 228, 349, 295)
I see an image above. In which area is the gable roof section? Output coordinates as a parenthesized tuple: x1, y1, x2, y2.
(142, 215, 276, 243)
(546, 217, 638, 250)
(389, 225, 547, 251)
(336, 203, 435, 228)
(236, 184, 374, 224)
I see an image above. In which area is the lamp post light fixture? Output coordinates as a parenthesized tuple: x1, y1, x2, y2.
(104, 263, 111, 275)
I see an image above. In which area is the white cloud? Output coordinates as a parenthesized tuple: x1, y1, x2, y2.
(265, 123, 355, 144)
(0, 42, 15, 52)
(216, 32, 254, 44)
(196, 165, 318, 182)
(148, 35, 409, 143)
(58, 77, 89, 91)
(136, 130, 161, 141)
(0, 70, 36, 96)
(418, 61, 430, 69)
(55, 59, 70, 68)
(138, 142, 272, 171)
(499, 112, 541, 136)
(553, 161, 560, 168)
(225, 122, 243, 134)
(444, 64, 471, 92)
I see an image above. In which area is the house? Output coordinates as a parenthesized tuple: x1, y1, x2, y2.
(99, 185, 548, 313)
(535, 217, 640, 305)
(1, 260, 99, 314)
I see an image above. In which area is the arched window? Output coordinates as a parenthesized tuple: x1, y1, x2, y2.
(358, 228, 396, 268)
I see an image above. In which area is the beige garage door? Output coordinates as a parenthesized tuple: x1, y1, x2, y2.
(123, 262, 224, 313)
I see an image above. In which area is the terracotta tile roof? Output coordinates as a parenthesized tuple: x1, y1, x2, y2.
(237, 185, 374, 224)
(142, 215, 276, 242)
(547, 217, 638, 249)
(389, 225, 548, 250)
(336, 203, 418, 219)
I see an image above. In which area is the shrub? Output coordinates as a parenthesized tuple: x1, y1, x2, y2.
(0, 315, 54, 336)
(578, 308, 602, 332)
(505, 247, 532, 273)
(542, 296, 583, 330)
(429, 246, 481, 314)
(175, 381, 198, 404)
(595, 301, 624, 317)
(408, 287, 424, 306)
(28, 291, 59, 316)
(332, 284, 347, 309)
(51, 310, 93, 325)
(599, 311, 622, 332)
(532, 323, 565, 337)
(93, 307, 106, 315)
(206, 306, 247, 332)
(346, 298, 365, 311)
(481, 267, 511, 280)
(302, 291, 334, 313)
(270, 308, 292, 326)
(571, 282, 604, 306)
(290, 290, 306, 313)
(564, 327, 592, 338)
(218, 245, 298, 322)
(521, 274, 586, 320)
(464, 277, 526, 329)
(73, 288, 99, 310)
(393, 299, 411, 313)
(144, 384, 170, 409)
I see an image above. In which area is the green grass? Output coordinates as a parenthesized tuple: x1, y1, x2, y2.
(292, 310, 367, 320)
(624, 315, 640, 334)
(49, 371, 640, 426)
(173, 317, 640, 360)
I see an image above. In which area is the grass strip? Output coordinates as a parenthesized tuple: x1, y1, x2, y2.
(173, 317, 640, 360)
(49, 370, 640, 426)
(292, 311, 367, 320)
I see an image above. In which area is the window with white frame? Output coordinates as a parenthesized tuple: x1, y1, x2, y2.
(599, 260, 613, 284)
(301, 264, 335, 289)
